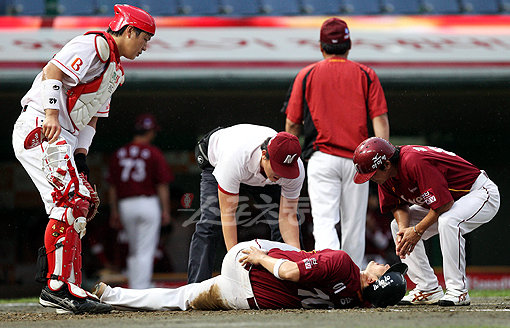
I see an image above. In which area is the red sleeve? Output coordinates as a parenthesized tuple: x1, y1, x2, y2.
(366, 68, 388, 119)
(296, 250, 354, 284)
(284, 64, 316, 124)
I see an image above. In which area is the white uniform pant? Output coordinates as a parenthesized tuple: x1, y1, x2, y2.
(119, 196, 161, 289)
(308, 151, 368, 267)
(100, 240, 299, 310)
(390, 171, 500, 293)
(12, 110, 80, 219)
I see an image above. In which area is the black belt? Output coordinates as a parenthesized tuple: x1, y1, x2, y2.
(195, 126, 222, 170)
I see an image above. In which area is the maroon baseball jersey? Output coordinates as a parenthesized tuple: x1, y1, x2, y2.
(284, 57, 387, 159)
(249, 248, 369, 309)
(378, 145, 481, 213)
(107, 142, 173, 199)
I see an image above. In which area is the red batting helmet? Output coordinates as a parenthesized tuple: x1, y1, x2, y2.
(109, 4, 156, 35)
(353, 137, 396, 184)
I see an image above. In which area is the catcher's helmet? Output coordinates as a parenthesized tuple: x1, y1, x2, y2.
(353, 137, 396, 184)
(362, 263, 408, 308)
(109, 4, 156, 35)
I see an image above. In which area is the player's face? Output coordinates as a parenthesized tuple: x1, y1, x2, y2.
(261, 154, 281, 182)
(124, 30, 152, 60)
(369, 162, 392, 185)
(365, 261, 390, 278)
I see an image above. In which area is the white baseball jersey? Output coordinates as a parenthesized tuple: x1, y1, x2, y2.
(207, 124, 305, 199)
(21, 34, 110, 134)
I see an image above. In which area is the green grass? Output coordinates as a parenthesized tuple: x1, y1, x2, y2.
(0, 297, 38, 304)
(469, 289, 510, 297)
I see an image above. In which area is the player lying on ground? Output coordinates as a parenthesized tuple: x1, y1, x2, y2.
(353, 137, 500, 306)
(93, 239, 407, 310)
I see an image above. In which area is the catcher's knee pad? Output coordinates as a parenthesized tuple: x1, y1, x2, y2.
(43, 219, 83, 286)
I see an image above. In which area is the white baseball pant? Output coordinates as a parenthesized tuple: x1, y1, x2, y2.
(12, 111, 80, 219)
(100, 240, 299, 310)
(390, 171, 500, 293)
(307, 151, 368, 267)
(119, 195, 161, 289)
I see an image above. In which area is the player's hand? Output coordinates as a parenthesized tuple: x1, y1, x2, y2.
(239, 246, 267, 266)
(42, 109, 61, 143)
(396, 227, 421, 259)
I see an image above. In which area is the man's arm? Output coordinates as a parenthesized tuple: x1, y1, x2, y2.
(372, 113, 390, 140)
(218, 189, 239, 251)
(41, 63, 66, 143)
(239, 246, 300, 282)
(278, 196, 300, 249)
(285, 118, 302, 137)
(156, 183, 171, 226)
(395, 201, 454, 258)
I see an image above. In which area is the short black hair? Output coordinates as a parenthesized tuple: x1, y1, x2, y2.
(321, 40, 352, 55)
(261, 137, 271, 159)
(107, 25, 145, 37)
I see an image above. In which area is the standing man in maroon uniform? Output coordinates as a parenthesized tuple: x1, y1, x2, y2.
(353, 137, 500, 306)
(283, 18, 389, 267)
(107, 113, 173, 289)
(93, 239, 408, 310)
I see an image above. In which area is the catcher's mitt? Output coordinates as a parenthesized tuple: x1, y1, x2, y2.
(79, 172, 100, 221)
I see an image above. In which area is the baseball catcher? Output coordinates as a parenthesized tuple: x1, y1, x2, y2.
(12, 4, 156, 314)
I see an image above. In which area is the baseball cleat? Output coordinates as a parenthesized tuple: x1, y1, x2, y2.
(91, 282, 108, 299)
(438, 290, 471, 306)
(39, 284, 112, 314)
(398, 286, 444, 305)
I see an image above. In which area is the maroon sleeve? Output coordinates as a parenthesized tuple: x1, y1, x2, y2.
(378, 183, 403, 214)
(406, 155, 454, 209)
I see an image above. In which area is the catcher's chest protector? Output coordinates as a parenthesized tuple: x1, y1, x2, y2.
(66, 31, 124, 132)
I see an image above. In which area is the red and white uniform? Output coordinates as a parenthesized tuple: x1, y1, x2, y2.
(379, 146, 500, 294)
(12, 31, 123, 295)
(284, 57, 388, 265)
(107, 142, 173, 288)
(99, 239, 370, 310)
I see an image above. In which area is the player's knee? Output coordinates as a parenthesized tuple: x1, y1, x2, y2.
(71, 198, 90, 222)
(437, 215, 457, 233)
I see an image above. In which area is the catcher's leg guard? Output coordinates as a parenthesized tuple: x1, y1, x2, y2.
(44, 219, 83, 287)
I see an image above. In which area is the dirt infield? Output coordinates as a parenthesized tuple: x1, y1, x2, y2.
(1, 297, 509, 328)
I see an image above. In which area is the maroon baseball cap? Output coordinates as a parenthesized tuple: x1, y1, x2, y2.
(267, 132, 301, 179)
(134, 113, 159, 131)
(320, 18, 350, 44)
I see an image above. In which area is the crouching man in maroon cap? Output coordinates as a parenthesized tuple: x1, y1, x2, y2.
(188, 124, 305, 284)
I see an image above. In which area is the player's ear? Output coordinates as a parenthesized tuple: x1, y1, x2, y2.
(261, 150, 268, 160)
